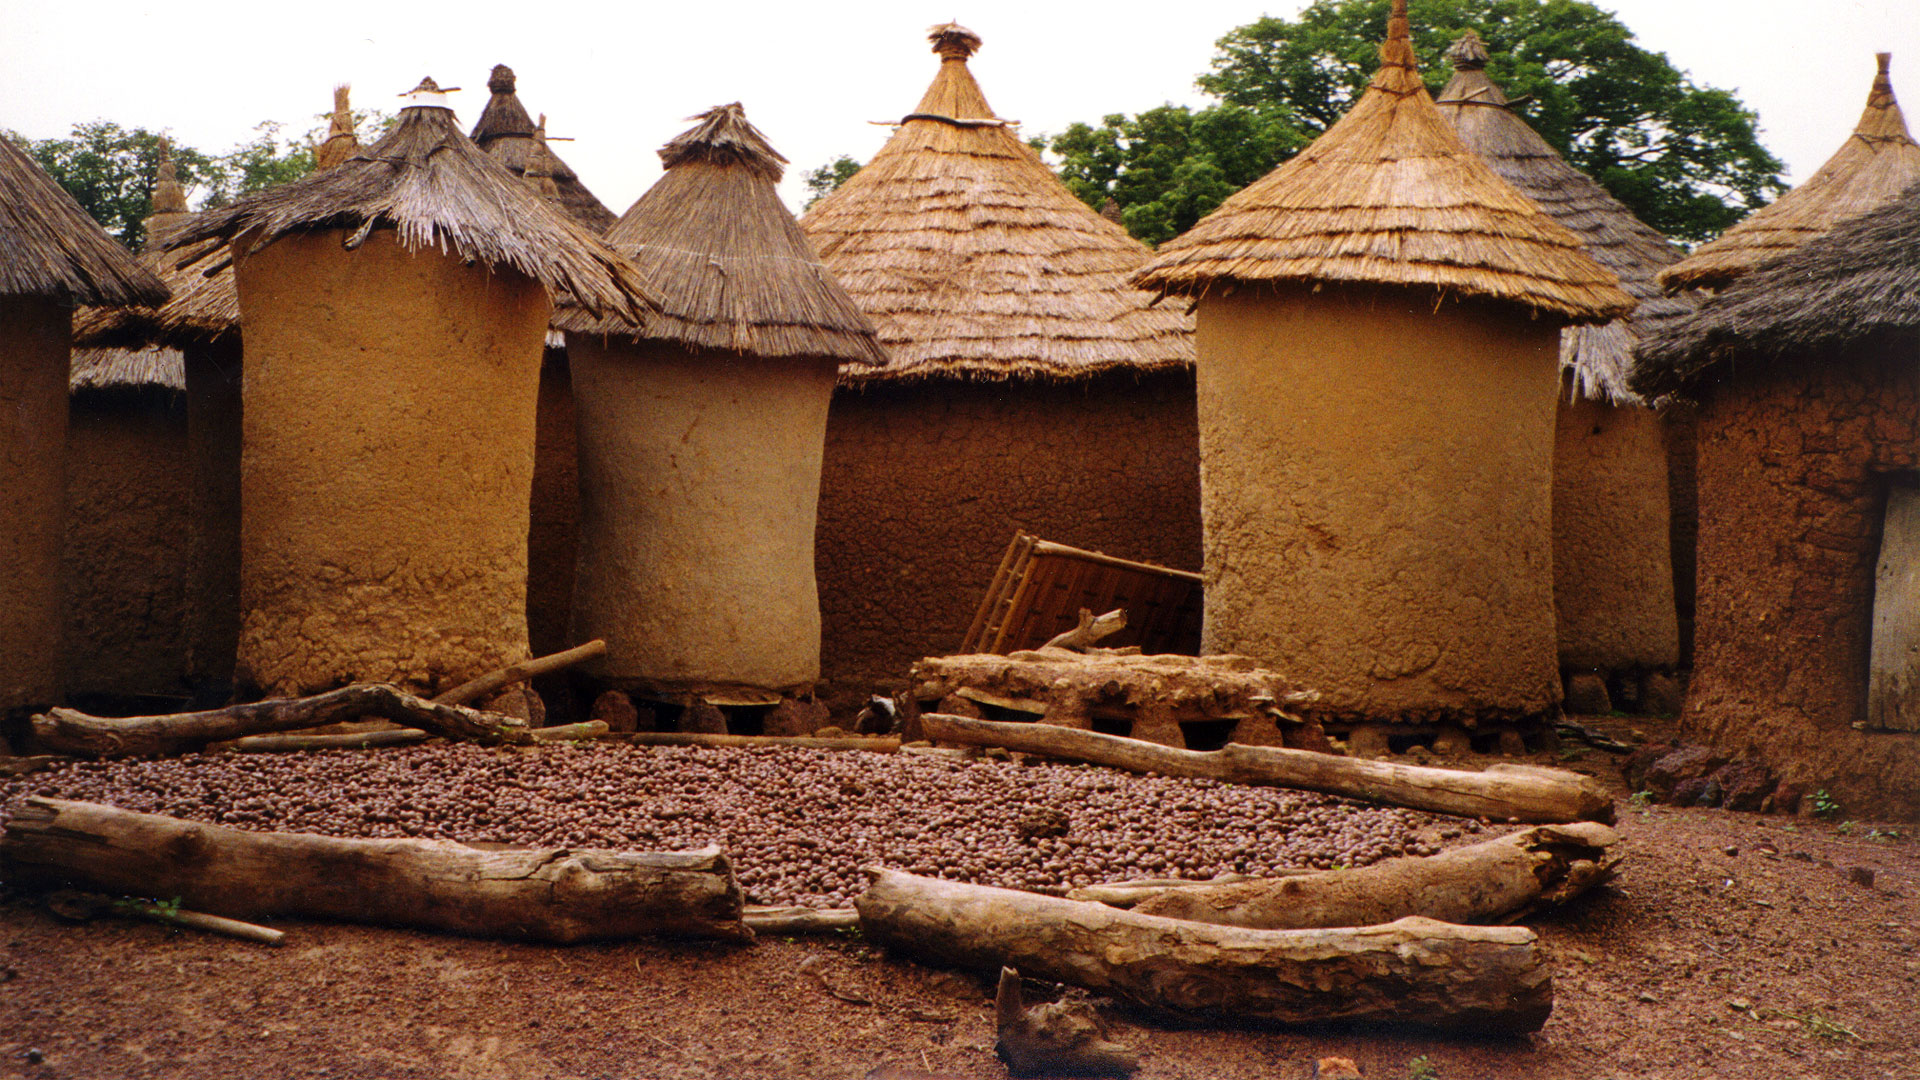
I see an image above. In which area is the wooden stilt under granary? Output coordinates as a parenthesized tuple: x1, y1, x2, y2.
(801, 24, 1197, 714)
(1632, 176, 1920, 820)
(0, 128, 167, 712)
(161, 77, 656, 698)
(555, 104, 884, 707)
(1434, 32, 1684, 710)
(1132, 0, 1632, 733)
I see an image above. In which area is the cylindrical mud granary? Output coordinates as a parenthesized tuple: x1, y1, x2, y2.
(159, 78, 657, 697)
(0, 133, 167, 709)
(557, 104, 884, 694)
(1133, 0, 1632, 725)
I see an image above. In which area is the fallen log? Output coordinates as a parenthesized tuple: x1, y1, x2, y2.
(211, 728, 436, 753)
(996, 966, 1138, 1077)
(432, 639, 609, 707)
(1067, 873, 1270, 908)
(2, 798, 750, 944)
(620, 732, 900, 752)
(920, 714, 1613, 824)
(855, 869, 1551, 1034)
(29, 684, 532, 758)
(742, 905, 860, 934)
(1122, 823, 1621, 928)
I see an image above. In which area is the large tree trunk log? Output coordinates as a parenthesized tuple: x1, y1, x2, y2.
(920, 714, 1613, 824)
(29, 684, 533, 758)
(855, 869, 1552, 1034)
(2, 798, 750, 944)
(1108, 823, 1621, 928)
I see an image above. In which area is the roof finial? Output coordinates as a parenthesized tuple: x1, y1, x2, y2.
(317, 85, 360, 170)
(1447, 29, 1490, 72)
(328, 84, 353, 140)
(1380, 0, 1416, 70)
(489, 64, 517, 94)
(401, 77, 459, 110)
(928, 22, 982, 61)
(1871, 52, 1895, 107)
(151, 136, 187, 215)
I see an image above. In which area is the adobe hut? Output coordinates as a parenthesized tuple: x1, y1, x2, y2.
(1631, 179, 1920, 819)
(801, 24, 1195, 706)
(557, 104, 884, 699)
(1435, 32, 1684, 708)
(0, 131, 166, 711)
(1660, 53, 1920, 293)
(165, 77, 656, 698)
(1132, 0, 1632, 731)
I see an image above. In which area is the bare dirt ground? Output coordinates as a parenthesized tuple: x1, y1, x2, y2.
(3, 714, 1917, 1080)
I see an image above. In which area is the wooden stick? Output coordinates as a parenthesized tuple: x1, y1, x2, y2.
(432, 639, 608, 707)
(742, 905, 860, 934)
(211, 728, 435, 753)
(1040, 607, 1127, 651)
(526, 721, 610, 744)
(3, 798, 750, 944)
(619, 732, 900, 752)
(855, 869, 1552, 1034)
(919, 714, 1614, 824)
(133, 902, 287, 946)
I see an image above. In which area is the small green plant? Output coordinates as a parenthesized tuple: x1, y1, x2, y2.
(1627, 791, 1656, 815)
(1407, 1055, 1439, 1080)
(1867, 827, 1906, 842)
(1836, 820, 1855, 835)
(1772, 1010, 1864, 1042)
(115, 895, 182, 920)
(1811, 789, 1843, 819)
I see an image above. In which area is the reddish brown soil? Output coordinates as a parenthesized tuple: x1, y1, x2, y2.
(3, 717, 1917, 1080)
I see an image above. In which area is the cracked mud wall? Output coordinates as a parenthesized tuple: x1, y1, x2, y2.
(1683, 350, 1920, 818)
(815, 370, 1202, 703)
(568, 339, 837, 691)
(1552, 394, 1680, 672)
(184, 342, 242, 694)
(1193, 284, 1561, 723)
(63, 386, 190, 695)
(0, 297, 68, 709)
(231, 229, 547, 697)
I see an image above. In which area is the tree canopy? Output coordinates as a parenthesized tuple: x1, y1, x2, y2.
(1043, 0, 1785, 245)
(803, 154, 862, 209)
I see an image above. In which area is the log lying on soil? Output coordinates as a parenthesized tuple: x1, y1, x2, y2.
(855, 869, 1552, 1034)
(618, 732, 900, 752)
(1115, 823, 1621, 928)
(29, 684, 533, 758)
(210, 728, 437, 753)
(1, 798, 751, 943)
(743, 905, 860, 934)
(920, 714, 1613, 824)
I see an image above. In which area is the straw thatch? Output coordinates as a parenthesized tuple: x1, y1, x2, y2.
(799, 23, 1190, 382)
(1435, 31, 1693, 403)
(166, 78, 658, 324)
(1631, 177, 1920, 400)
(0, 133, 166, 307)
(1131, 0, 1632, 324)
(556, 104, 885, 366)
(69, 345, 184, 392)
(1659, 54, 1920, 293)
(471, 65, 617, 233)
(315, 85, 358, 171)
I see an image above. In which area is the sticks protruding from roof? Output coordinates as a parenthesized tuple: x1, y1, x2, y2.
(659, 103, 788, 181)
(556, 102, 885, 367)
(1446, 29, 1490, 71)
(165, 76, 658, 324)
(0, 132, 168, 307)
(1658, 52, 1920, 292)
(1131, 2, 1632, 323)
(929, 22, 981, 61)
(316, 85, 360, 172)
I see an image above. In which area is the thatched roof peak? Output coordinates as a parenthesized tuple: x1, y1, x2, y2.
(316, 85, 360, 171)
(166, 77, 658, 323)
(1632, 177, 1920, 400)
(659, 103, 788, 181)
(1435, 32, 1693, 404)
(911, 26, 999, 123)
(469, 65, 616, 233)
(557, 102, 884, 366)
(472, 65, 537, 147)
(929, 22, 981, 61)
(489, 64, 517, 94)
(151, 139, 187, 215)
(1659, 52, 1920, 292)
(0, 133, 168, 307)
(1132, 2, 1632, 323)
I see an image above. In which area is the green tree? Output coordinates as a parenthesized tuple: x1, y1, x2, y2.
(1047, 0, 1785, 245)
(13, 121, 223, 249)
(803, 154, 861, 209)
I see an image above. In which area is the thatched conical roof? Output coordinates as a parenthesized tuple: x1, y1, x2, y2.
(1659, 54, 1920, 293)
(144, 138, 193, 249)
(798, 23, 1191, 383)
(1435, 31, 1692, 402)
(1132, 0, 1632, 324)
(556, 104, 885, 366)
(0, 132, 167, 307)
(1632, 177, 1920, 400)
(316, 85, 359, 171)
(167, 78, 658, 324)
(470, 65, 617, 233)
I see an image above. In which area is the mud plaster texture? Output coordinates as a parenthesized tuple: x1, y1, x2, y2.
(183, 343, 242, 695)
(230, 229, 547, 697)
(1552, 394, 1679, 672)
(1194, 285, 1561, 724)
(815, 370, 1203, 710)
(0, 298, 69, 710)
(62, 386, 191, 696)
(1664, 404, 1701, 666)
(568, 339, 837, 692)
(526, 349, 578, 661)
(1684, 348, 1920, 819)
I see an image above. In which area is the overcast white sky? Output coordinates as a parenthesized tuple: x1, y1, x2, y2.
(4, 0, 1915, 216)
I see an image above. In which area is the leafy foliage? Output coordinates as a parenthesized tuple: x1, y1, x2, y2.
(1042, 0, 1785, 245)
(803, 154, 862, 209)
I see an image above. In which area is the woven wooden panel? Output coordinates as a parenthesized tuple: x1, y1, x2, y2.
(962, 532, 1201, 656)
